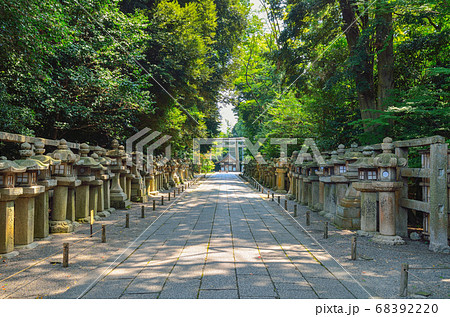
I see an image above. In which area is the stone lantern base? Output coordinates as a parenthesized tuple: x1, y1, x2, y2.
(49, 220, 74, 234)
(372, 233, 405, 245)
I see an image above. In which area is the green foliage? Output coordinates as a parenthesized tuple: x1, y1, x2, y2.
(0, 0, 249, 153)
(231, 0, 449, 158)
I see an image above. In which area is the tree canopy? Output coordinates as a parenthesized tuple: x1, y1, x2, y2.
(0, 0, 448, 157)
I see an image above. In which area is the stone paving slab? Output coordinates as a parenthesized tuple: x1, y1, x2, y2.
(198, 289, 239, 299)
(20, 173, 371, 299)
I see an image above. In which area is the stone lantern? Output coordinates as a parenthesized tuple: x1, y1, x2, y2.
(49, 139, 80, 233)
(106, 140, 130, 209)
(130, 151, 146, 203)
(351, 146, 378, 236)
(74, 143, 101, 222)
(294, 161, 302, 203)
(316, 154, 332, 217)
(0, 157, 26, 256)
(30, 141, 61, 239)
(275, 152, 288, 194)
(305, 160, 320, 211)
(13, 142, 46, 248)
(320, 151, 338, 220)
(120, 146, 133, 202)
(146, 154, 158, 195)
(168, 159, 177, 188)
(371, 137, 407, 245)
(287, 151, 299, 200)
(91, 152, 110, 217)
(94, 146, 115, 215)
(299, 153, 312, 205)
(335, 143, 363, 229)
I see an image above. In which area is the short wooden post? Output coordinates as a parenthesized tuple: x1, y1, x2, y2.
(272, 193, 274, 201)
(62, 243, 69, 268)
(277, 196, 280, 205)
(351, 236, 357, 260)
(284, 200, 287, 210)
(267, 191, 270, 198)
(90, 210, 94, 237)
(141, 206, 145, 218)
(399, 263, 409, 297)
(168, 192, 171, 201)
(324, 222, 328, 239)
(306, 210, 310, 226)
(173, 189, 176, 198)
(161, 196, 164, 205)
(294, 204, 297, 217)
(101, 225, 106, 243)
(125, 213, 130, 228)
(261, 186, 263, 193)
(153, 199, 156, 211)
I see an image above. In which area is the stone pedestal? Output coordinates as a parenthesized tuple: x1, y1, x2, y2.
(353, 182, 378, 237)
(296, 176, 303, 203)
(335, 183, 361, 229)
(75, 183, 91, 222)
(0, 188, 23, 255)
(0, 201, 16, 255)
(66, 187, 77, 223)
(34, 178, 58, 239)
(275, 167, 288, 194)
(14, 186, 44, 247)
(34, 191, 49, 239)
(89, 180, 102, 218)
(104, 177, 112, 211)
(371, 182, 405, 245)
(110, 171, 130, 209)
(50, 179, 76, 233)
(310, 176, 320, 211)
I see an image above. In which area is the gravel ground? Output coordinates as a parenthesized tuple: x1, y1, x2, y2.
(251, 179, 450, 299)
(0, 177, 203, 299)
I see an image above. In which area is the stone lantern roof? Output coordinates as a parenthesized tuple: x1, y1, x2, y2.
(50, 139, 79, 163)
(30, 141, 61, 166)
(91, 153, 107, 172)
(0, 156, 26, 173)
(94, 146, 111, 166)
(373, 137, 407, 168)
(349, 146, 375, 169)
(344, 143, 363, 161)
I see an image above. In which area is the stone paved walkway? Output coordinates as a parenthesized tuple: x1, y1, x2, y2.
(60, 173, 370, 299)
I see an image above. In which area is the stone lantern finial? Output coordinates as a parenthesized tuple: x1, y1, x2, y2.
(80, 143, 90, 157)
(19, 142, 33, 158)
(34, 141, 46, 155)
(58, 139, 68, 149)
(111, 139, 119, 149)
(362, 146, 374, 157)
(381, 137, 394, 153)
(94, 146, 103, 156)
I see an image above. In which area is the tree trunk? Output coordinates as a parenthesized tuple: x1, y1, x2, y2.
(375, 4, 394, 111)
(339, 0, 377, 131)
